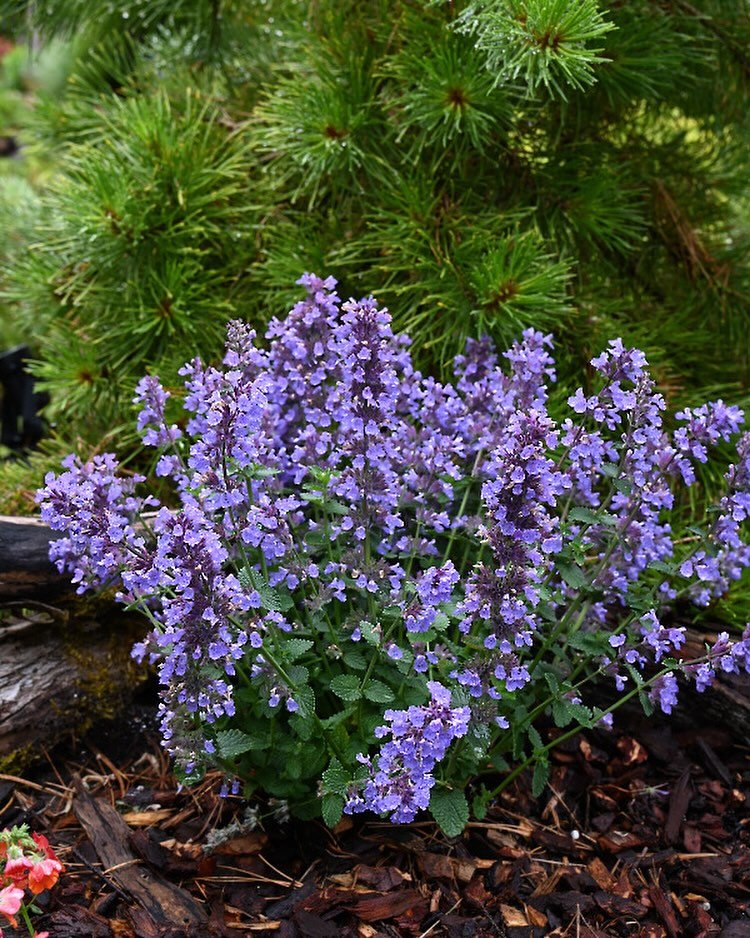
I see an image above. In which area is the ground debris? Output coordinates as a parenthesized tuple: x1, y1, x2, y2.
(2, 710, 750, 936)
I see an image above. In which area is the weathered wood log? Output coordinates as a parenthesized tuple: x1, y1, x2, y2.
(676, 627, 750, 742)
(0, 607, 148, 769)
(0, 515, 66, 600)
(0, 517, 153, 768)
(0, 516, 151, 767)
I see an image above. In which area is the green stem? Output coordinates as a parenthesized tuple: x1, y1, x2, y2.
(19, 902, 35, 937)
(442, 447, 485, 569)
(487, 664, 673, 799)
(358, 618, 399, 693)
(528, 602, 590, 677)
(523, 666, 602, 728)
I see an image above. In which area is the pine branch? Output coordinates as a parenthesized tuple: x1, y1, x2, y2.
(670, 0, 750, 77)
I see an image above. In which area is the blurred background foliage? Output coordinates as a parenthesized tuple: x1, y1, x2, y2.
(0, 0, 749, 618)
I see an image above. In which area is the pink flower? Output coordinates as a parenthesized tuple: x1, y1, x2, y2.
(0, 883, 24, 923)
(3, 853, 33, 883)
(28, 857, 63, 895)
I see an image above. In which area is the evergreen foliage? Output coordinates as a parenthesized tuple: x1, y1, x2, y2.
(2, 0, 750, 453)
(5, 88, 256, 433)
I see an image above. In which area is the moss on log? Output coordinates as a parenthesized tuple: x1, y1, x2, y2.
(0, 602, 148, 771)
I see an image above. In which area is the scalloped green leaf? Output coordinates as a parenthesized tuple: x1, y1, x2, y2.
(430, 788, 469, 838)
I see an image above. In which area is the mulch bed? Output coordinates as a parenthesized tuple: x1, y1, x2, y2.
(2, 704, 749, 938)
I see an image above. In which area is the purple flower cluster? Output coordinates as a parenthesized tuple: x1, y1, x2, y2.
(566, 344, 676, 603)
(452, 406, 566, 699)
(40, 453, 154, 592)
(37, 273, 750, 822)
(403, 563, 460, 633)
(680, 433, 750, 605)
(344, 682, 470, 823)
(690, 628, 750, 693)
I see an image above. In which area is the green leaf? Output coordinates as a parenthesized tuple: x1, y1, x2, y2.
(248, 466, 280, 479)
(567, 632, 607, 655)
(472, 787, 493, 821)
(568, 702, 594, 727)
(431, 611, 450, 632)
(244, 567, 294, 612)
(544, 671, 560, 694)
(567, 506, 599, 524)
(293, 685, 316, 720)
(614, 478, 633, 496)
(288, 664, 310, 686)
(538, 601, 558, 622)
(321, 707, 354, 728)
(394, 649, 414, 675)
(527, 725, 544, 752)
(322, 793, 345, 828)
(625, 663, 644, 686)
(322, 757, 349, 796)
(330, 674, 362, 701)
(363, 680, 395, 704)
(650, 560, 676, 575)
(430, 788, 469, 838)
(358, 620, 381, 645)
(237, 567, 254, 590)
(284, 752, 303, 780)
(329, 722, 350, 756)
(216, 729, 262, 759)
(552, 698, 573, 727)
(639, 689, 654, 716)
(323, 499, 350, 516)
(558, 562, 587, 591)
(402, 682, 427, 706)
(284, 639, 314, 661)
(568, 506, 617, 527)
(343, 649, 367, 670)
(532, 757, 550, 798)
(290, 713, 315, 741)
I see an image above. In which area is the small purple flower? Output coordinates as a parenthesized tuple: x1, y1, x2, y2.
(404, 562, 459, 633)
(650, 673, 679, 714)
(344, 682, 470, 823)
(134, 375, 183, 448)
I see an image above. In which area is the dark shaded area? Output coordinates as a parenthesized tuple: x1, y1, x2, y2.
(0, 345, 47, 451)
(0, 136, 19, 157)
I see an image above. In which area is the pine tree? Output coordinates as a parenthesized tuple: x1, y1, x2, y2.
(5, 88, 255, 437)
(2, 0, 750, 446)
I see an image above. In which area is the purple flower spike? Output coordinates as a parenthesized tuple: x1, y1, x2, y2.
(344, 682, 470, 823)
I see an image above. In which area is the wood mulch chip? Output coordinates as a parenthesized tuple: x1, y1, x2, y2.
(2, 706, 749, 937)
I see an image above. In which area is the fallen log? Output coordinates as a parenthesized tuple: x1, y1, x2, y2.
(0, 515, 66, 600)
(0, 518, 149, 768)
(0, 605, 148, 769)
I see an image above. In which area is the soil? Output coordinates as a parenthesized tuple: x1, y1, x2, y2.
(1, 695, 749, 938)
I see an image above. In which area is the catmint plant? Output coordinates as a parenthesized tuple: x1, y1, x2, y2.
(38, 274, 750, 836)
